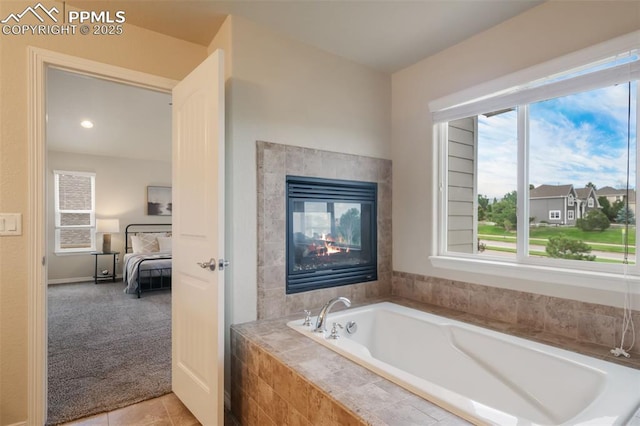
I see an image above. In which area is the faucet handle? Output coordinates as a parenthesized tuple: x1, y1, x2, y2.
(302, 310, 312, 327)
(328, 322, 343, 339)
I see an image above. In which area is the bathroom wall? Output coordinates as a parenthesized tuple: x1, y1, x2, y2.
(225, 16, 391, 328)
(0, 1, 207, 421)
(257, 141, 392, 319)
(391, 1, 640, 308)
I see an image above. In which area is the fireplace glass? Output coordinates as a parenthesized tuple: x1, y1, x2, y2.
(286, 176, 377, 294)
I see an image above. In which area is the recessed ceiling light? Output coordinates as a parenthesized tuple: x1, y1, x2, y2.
(80, 120, 94, 129)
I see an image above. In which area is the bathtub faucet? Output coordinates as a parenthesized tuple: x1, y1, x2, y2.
(314, 297, 351, 334)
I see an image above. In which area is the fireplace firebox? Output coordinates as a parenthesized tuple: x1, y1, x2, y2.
(286, 176, 377, 294)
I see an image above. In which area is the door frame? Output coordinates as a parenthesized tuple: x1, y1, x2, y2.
(27, 46, 178, 425)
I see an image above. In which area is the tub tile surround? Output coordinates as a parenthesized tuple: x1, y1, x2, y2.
(257, 141, 392, 320)
(230, 307, 473, 426)
(231, 298, 640, 426)
(392, 271, 640, 362)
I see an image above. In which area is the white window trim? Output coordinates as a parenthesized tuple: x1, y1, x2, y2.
(568, 210, 575, 220)
(54, 170, 96, 254)
(549, 210, 561, 220)
(568, 194, 574, 206)
(588, 198, 595, 208)
(430, 31, 640, 298)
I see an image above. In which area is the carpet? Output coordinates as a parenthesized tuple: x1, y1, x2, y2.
(47, 281, 171, 425)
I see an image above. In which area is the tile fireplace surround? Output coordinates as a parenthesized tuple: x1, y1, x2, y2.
(256, 141, 392, 320)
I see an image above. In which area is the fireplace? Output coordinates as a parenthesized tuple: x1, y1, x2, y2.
(286, 175, 377, 294)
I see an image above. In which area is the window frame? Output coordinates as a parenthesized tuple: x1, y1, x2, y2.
(53, 170, 96, 254)
(567, 210, 575, 221)
(549, 210, 561, 220)
(430, 31, 640, 289)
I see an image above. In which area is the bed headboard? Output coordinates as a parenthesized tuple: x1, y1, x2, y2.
(125, 223, 172, 253)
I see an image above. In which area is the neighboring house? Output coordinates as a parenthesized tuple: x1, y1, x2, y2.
(530, 184, 579, 225)
(597, 186, 636, 213)
(575, 186, 600, 218)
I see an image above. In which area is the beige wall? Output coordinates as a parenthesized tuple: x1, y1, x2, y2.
(391, 2, 640, 306)
(47, 151, 171, 282)
(0, 1, 207, 422)
(226, 16, 391, 327)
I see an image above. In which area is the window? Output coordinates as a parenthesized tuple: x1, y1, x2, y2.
(433, 34, 639, 278)
(54, 170, 96, 253)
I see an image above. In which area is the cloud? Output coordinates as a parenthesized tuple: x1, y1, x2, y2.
(475, 82, 637, 200)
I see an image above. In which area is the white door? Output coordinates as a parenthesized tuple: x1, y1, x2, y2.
(171, 50, 225, 425)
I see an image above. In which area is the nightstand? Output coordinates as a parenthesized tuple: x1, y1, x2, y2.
(90, 251, 119, 284)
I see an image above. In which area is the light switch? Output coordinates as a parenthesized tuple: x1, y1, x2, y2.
(0, 213, 21, 236)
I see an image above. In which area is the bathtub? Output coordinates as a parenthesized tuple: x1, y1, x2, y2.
(286, 302, 640, 426)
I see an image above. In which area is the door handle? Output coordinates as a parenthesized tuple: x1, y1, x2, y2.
(218, 258, 230, 271)
(197, 258, 216, 271)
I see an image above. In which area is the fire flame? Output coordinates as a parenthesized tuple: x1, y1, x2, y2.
(320, 234, 349, 256)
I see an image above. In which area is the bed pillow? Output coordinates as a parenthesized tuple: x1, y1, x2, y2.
(157, 236, 172, 253)
(131, 233, 166, 253)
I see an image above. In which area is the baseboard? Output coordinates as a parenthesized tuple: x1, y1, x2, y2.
(48, 276, 93, 285)
(7, 421, 27, 426)
(48, 276, 121, 285)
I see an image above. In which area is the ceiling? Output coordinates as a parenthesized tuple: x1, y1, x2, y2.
(47, 68, 172, 161)
(68, 0, 544, 73)
(50, 1, 544, 159)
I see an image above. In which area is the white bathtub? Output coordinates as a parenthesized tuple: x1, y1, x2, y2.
(286, 302, 640, 426)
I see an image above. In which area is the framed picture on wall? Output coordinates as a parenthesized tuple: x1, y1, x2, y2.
(147, 186, 172, 216)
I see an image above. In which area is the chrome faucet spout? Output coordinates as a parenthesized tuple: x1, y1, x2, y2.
(314, 296, 351, 333)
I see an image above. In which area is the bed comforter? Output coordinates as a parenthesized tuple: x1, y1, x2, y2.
(123, 252, 172, 294)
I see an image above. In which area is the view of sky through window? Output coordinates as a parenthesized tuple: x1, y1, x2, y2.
(478, 83, 637, 200)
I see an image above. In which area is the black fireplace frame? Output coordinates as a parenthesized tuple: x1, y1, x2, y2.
(286, 175, 377, 294)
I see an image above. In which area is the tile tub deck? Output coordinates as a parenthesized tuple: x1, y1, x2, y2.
(230, 297, 640, 426)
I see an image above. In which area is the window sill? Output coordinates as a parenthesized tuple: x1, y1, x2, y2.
(429, 255, 640, 301)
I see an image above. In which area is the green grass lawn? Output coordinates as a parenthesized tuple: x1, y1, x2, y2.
(479, 224, 636, 245)
(483, 244, 630, 264)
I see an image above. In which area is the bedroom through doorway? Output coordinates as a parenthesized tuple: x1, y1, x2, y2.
(45, 67, 174, 425)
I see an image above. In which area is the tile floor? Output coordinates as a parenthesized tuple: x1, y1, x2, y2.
(61, 393, 238, 426)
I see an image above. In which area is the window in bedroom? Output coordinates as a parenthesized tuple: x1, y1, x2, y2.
(433, 35, 639, 277)
(54, 170, 96, 253)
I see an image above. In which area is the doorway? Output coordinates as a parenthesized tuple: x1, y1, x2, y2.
(29, 47, 226, 426)
(27, 47, 177, 426)
(45, 67, 173, 424)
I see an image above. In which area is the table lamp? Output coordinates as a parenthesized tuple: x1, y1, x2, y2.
(96, 219, 120, 253)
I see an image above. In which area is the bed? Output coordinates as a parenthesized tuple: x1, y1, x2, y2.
(123, 223, 172, 298)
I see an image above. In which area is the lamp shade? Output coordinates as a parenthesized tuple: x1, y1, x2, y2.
(96, 219, 120, 234)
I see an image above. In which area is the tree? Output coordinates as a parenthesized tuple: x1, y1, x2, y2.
(337, 208, 361, 245)
(576, 209, 610, 231)
(487, 190, 517, 230)
(478, 194, 490, 221)
(586, 182, 597, 190)
(611, 200, 625, 221)
(616, 205, 635, 225)
(598, 196, 615, 221)
(546, 235, 595, 261)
